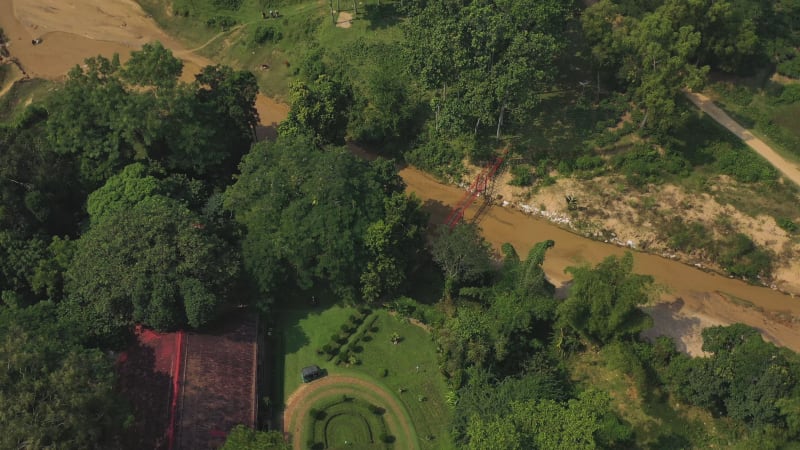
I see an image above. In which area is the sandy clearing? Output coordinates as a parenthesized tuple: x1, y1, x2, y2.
(283, 375, 419, 450)
(1, 0, 210, 82)
(336, 11, 353, 28)
(686, 90, 800, 187)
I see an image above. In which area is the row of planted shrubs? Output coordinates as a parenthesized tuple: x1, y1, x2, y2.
(335, 314, 380, 365)
(317, 305, 375, 362)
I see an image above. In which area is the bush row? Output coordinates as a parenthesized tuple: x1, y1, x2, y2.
(318, 307, 373, 362)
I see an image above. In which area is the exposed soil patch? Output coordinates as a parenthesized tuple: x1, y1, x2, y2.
(336, 12, 353, 28)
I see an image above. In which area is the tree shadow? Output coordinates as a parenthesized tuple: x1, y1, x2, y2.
(640, 298, 705, 355)
(421, 198, 452, 226)
(364, 3, 400, 30)
(117, 341, 172, 450)
(650, 432, 692, 450)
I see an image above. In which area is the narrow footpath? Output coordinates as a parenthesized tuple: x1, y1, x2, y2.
(685, 90, 800, 187)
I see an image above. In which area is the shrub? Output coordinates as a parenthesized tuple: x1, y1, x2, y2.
(251, 24, 282, 45)
(309, 408, 318, 418)
(211, 0, 243, 10)
(778, 84, 800, 104)
(368, 404, 385, 414)
(661, 217, 713, 253)
(711, 142, 776, 183)
(777, 217, 798, 233)
(509, 164, 533, 186)
(777, 56, 800, 79)
(379, 433, 395, 443)
(718, 233, 772, 281)
(206, 16, 237, 30)
(379, 368, 388, 377)
(405, 133, 466, 180)
(612, 144, 689, 186)
(575, 154, 604, 171)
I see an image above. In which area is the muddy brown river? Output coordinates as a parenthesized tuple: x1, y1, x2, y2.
(397, 165, 800, 353)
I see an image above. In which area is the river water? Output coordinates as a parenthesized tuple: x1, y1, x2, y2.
(397, 165, 800, 353)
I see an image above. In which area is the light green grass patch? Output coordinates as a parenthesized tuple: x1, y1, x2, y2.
(137, 0, 405, 97)
(0, 78, 53, 124)
(356, 311, 454, 448)
(311, 398, 390, 449)
(277, 303, 357, 401)
(569, 350, 749, 449)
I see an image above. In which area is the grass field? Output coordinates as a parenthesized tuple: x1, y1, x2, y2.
(310, 397, 391, 449)
(273, 304, 454, 449)
(569, 350, 751, 449)
(707, 80, 800, 165)
(0, 78, 53, 124)
(137, 0, 404, 98)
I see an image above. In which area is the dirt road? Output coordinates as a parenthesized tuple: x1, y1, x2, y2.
(283, 375, 419, 450)
(685, 91, 800, 187)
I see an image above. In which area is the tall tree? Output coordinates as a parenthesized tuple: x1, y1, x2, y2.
(404, 0, 570, 138)
(121, 41, 183, 89)
(431, 223, 493, 293)
(556, 252, 654, 345)
(64, 192, 239, 339)
(224, 136, 424, 305)
(0, 302, 129, 448)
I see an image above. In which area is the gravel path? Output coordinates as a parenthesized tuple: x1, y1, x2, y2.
(685, 90, 800, 187)
(282, 374, 419, 450)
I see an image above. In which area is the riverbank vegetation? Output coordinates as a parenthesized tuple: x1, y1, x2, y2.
(132, 0, 800, 291)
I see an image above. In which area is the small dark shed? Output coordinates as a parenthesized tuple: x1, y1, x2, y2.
(301, 365, 322, 383)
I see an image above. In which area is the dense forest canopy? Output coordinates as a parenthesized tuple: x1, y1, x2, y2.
(2, 0, 800, 446)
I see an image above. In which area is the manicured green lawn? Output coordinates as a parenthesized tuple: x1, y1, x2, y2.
(274, 306, 454, 450)
(276, 303, 357, 403)
(356, 311, 454, 449)
(313, 400, 389, 449)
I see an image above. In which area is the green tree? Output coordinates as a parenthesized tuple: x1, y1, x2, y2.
(122, 41, 183, 89)
(221, 425, 290, 450)
(361, 192, 427, 302)
(0, 302, 129, 449)
(404, 0, 569, 138)
(0, 122, 84, 235)
(279, 74, 352, 144)
(465, 389, 631, 450)
(431, 223, 493, 292)
(86, 163, 165, 223)
(664, 324, 800, 433)
(583, 0, 709, 133)
(63, 194, 239, 339)
(556, 252, 654, 345)
(46, 56, 145, 185)
(224, 136, 421, 305)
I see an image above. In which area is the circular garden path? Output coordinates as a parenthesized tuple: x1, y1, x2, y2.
(282, 374, 419, 450)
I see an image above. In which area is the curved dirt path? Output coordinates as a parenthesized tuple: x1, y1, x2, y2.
(685, 90, 800, 187)
(283, 375, 419, 450)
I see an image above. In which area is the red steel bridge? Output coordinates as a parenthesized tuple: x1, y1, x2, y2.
(445, 149, 508, 228)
